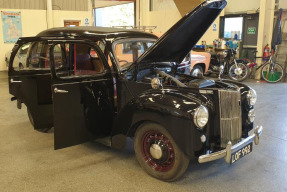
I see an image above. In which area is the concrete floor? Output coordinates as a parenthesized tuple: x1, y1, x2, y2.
(0, 71, 287, 192)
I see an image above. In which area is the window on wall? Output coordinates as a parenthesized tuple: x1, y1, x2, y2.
(94, 3, 135, 27)
(223, 17, 243, 39)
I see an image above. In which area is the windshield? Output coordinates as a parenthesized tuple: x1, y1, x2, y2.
(113, 39, 156, 71)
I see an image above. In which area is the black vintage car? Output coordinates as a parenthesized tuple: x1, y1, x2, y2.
(8, 0, 262, 181)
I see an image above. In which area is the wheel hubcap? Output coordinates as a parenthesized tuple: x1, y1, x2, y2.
(141, 131, 175, 172)
(150, 143, 163, 160)
(235, 67, 243, 75)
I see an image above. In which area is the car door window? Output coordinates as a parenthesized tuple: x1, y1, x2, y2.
(12, 42, 30, 70)
(53, 43, 106, 78)
(12, 41, 51, 70)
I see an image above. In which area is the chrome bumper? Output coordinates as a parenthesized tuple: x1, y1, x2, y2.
(198, 126, 263, 164)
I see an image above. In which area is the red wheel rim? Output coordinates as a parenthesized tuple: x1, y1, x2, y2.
(141, 131, 175, 172)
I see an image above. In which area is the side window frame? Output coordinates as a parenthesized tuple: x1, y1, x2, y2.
(9, 38, 51, 75)
(49, 40, 111, 80)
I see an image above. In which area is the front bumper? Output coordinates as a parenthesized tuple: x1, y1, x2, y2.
(198, 126, 263, 164)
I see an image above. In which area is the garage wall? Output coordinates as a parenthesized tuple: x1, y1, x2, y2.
(53, 10, 93, 28)
(138, 0, 222, 46)
(94, 0, 132, 8)
(280, 1, 287, 9)
(0, 1, 92, 71)
(0, 0, 88, 11)
(139, 0, 181, 33)
(225, 0, 260, 14)
(0, 10, 47, 71)
(138, 0, 263, 47)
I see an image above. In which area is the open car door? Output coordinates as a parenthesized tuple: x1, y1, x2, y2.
(49, 40, 114, 150)
(8, 37, 54, 131)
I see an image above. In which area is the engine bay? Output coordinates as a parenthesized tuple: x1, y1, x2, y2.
(132, 63, 216, 89)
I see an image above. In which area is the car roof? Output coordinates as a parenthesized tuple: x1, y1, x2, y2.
(36, 26, 158, 41)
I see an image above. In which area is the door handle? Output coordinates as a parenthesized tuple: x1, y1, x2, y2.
(10, 78, 22, 83)
(54, 88, 68, 94)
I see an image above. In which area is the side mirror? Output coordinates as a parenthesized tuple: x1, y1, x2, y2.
(151, 78, 161, 89)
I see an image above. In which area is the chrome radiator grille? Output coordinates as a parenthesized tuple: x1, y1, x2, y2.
(218, 89, 242, 148)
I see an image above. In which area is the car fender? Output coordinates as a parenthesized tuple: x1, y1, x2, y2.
(190, 51, 211, 73)
(112, 89, 209, 158)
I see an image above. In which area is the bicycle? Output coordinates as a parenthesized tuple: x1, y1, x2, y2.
(243, 50, 285, 83)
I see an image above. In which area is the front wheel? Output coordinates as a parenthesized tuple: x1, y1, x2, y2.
(190, 65, 204, 78)
(134, 123, 189, 181)
(261, 62, 284, 83)
(228, 62, 250, 82)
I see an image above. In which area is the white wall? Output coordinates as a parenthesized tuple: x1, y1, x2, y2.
(0, 1, 92, 71)
(280, 1, 287, 9)
(137, 0, 264, 45)
(53, 10, 92, 27)
(138, 0, 222, 45)
(225, 0, 260, 14)
(138, 0, 181, 33)
(94, 1, 132, 8)
(0, 10, 47, 71)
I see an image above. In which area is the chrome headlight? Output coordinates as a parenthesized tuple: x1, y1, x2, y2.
(248, 109, 255, 123)
(247, 89, 257, 106)
(194, 105, 209, 129)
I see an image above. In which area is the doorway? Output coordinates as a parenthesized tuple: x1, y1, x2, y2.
(64, 20, 81, 27)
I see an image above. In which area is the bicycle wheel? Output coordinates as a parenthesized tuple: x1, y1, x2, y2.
(261, 62, 284, 83)
(228, 62, 250, 82)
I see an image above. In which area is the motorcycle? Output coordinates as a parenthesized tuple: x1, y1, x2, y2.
(207, 48, 250, 82)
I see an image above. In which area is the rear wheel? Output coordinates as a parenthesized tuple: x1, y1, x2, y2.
(134, 123, 189, 181)
(27, 107, 51, 132)
(27, 107, 35, 127)
(228, 62, 250, 81)
(261, 62, 284, 83)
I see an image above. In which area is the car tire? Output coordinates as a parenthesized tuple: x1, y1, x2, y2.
(190, 65, 204, 77)
(27, 107, 52, 132)
(134, 122, 189, 181)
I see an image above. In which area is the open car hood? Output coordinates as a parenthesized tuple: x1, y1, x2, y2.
(135, 0, 227, 64)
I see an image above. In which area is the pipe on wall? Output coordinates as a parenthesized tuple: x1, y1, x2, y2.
(47, 0, 54, 28)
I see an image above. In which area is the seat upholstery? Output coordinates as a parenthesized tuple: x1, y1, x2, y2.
(74, 44, 105, 75)
(76, 54, 93, 70)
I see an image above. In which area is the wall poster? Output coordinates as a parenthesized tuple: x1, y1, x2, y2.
(1, 11, 22, 43)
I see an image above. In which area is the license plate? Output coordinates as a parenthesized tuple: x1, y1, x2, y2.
(231, 143, 253, 164)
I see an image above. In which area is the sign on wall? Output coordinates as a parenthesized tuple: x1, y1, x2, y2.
(247, 27, 256, 35)
(85, 18, 89, 26)
(213, 23, 217, 31)
(1, 11, 22, 43)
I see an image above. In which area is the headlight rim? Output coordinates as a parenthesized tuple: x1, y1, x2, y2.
(193, 105, 209, 129)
